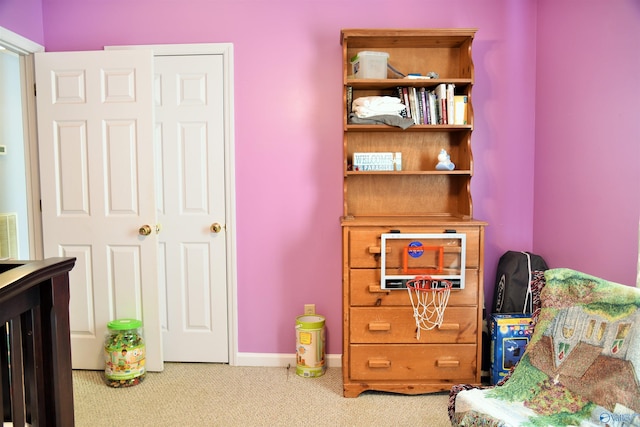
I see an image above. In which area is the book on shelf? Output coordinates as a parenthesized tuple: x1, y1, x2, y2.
(346, 86, 353, 116)
(396, 87, 407, 118)
(401, 87, 411, 120)
(454, 95, 468, 125)
(434, 83, 447, 124)
(428, 91, 437, 125)
(410, 87, 420, 125)
(446, 84, 455, 125)
(419, 87, 430, 125)
(415, 87, 424, 125)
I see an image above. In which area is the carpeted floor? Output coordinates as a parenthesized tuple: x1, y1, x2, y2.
(73, 363, 452, 426)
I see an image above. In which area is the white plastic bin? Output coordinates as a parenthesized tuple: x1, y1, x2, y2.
(350, 51, 389, 79)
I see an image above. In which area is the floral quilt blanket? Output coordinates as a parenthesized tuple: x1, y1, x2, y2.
(452, 268, 640, 427)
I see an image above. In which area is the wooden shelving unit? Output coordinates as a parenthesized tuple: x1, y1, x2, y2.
(340, 28, 487, 398)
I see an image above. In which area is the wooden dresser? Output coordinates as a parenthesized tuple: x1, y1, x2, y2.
(340, 29, 486, 397)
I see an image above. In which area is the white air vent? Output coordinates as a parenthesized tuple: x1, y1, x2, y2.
(0, 213, 18, 260)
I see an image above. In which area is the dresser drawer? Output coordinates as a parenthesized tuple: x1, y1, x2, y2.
(348, 226, 481, 268)
(349, 268, 479, 306)
(350, 306, 477, 344)
(349, 344, 477, 381)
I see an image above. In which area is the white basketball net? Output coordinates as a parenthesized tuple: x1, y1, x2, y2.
(406, 277, 452, 339)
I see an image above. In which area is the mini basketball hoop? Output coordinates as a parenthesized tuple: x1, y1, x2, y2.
(406, 276, 452, 339)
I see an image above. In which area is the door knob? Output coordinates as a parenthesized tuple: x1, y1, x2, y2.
(139, 225, 152, 236)
(210, 223, 222, 233)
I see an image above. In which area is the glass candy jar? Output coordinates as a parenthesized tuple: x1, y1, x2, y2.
(103, 318, 146, 387)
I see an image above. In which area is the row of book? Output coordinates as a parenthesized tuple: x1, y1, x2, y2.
(397, 84, 468, 125)
(346, 84, 469, 126)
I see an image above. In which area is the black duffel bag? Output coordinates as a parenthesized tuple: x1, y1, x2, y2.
(492, 251, 549, 314)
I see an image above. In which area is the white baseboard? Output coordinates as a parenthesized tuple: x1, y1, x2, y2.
(234, 352, 342, 368)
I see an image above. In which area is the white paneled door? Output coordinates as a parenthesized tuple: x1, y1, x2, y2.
(153, 54, 228, 362)
(34, 50, 164, 370)
(35, 47, 233, 369)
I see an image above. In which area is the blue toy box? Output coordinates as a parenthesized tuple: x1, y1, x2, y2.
(490, 313, 532, 385)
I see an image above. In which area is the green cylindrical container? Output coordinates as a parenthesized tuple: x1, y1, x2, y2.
(295, 314, 326, 377)
(104, 318, 146, 387)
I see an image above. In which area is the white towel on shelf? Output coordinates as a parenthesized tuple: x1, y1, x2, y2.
(352, 96, 406, 118)
(352, 96, 402, 107)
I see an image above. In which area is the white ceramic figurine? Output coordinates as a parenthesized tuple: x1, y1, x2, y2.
(436, 149, 455, 171)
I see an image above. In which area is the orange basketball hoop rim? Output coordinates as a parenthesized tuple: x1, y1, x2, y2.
(405, 276, 452, 292)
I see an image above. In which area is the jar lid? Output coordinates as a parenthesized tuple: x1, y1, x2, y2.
(108, 318, 142, 330)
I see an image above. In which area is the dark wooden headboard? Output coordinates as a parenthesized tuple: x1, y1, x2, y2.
(0, 257, 76, 426)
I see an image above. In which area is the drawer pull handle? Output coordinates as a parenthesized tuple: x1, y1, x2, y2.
(368, 322, 391, 331)
(368, 285, 391, 294)
(437, 360, 460, 368)
(438, 323, 460, 331)
(368, 246, 391, 254)
(368, 359, 391, 369)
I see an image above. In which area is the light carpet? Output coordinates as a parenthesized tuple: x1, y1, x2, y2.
(73, 363, 451, 426)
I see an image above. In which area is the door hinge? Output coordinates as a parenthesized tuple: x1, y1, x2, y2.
(34, 83, 37, 96)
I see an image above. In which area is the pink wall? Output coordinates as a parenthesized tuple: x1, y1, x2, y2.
(533, 0, 640, 286)
(5, 0, 637, 357)
(36, 0, 539, 355)
(0, 0, 44, 45)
